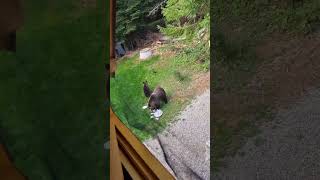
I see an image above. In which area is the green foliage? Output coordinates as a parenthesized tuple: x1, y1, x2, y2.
(162, 0, 209, 22)
(116, 0, 163, 41)
(160, 0, 210, 40)
(0, 1, 106, 180)
(159, 0, 210, 70)
(174, 41, 210, 71)
(162, 0, 204, 22)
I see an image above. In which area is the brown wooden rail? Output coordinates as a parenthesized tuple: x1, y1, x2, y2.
(0, 144, 26, 180)
(110, 108, 175, 180)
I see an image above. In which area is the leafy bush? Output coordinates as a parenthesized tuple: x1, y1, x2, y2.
(160, 0, 210, 70)
(160, 0, 210, 40)
(116, 0, 164, 41)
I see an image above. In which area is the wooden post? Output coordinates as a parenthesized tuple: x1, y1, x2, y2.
(109, 0, 124, 179)
(110, 0, 116, 77)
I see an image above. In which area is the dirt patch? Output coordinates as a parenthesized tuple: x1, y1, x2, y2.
(191, 72, 210, 95)
(174, 72, 210, 100)
(154, 49, 176, 59)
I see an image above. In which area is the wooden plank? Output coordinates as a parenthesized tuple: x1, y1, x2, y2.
(119, 148, 144, 180)
(109, 1, 123, 179)
(110, 108, 124, 180)
(110, 108, 175, 180)
(110, 58, 117, 76)
(0, 144, 26, 180)
(117, 129, 158, 180)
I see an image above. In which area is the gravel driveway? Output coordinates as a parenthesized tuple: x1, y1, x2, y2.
(213, 88, 320, 180)
(144, 89, 210, 180)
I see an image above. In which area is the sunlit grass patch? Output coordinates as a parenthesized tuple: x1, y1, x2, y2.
(111, 46, 208, 141)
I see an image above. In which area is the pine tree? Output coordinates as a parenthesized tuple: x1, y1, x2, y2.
(116, 0, 162, 42)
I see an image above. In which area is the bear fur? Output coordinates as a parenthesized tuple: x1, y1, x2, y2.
(148, 86, 168, 111)
(143, 81, 152, 97)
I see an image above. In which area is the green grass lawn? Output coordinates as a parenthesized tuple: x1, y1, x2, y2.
(110, 44, 209, 141)
(0, 1, 107, 179)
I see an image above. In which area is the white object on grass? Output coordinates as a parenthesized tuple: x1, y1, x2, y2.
(140, 48, 152, 60)
(155, 117, 159, 121)
(153, 109, 163, 118)
(142, 105, 148, 109)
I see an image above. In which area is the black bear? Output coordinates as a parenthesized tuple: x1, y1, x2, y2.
(148, 86, 168, 111)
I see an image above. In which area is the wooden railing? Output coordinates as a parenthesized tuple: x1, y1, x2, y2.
(0, 144, 26, 180)
(110, 108, 175, 180)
